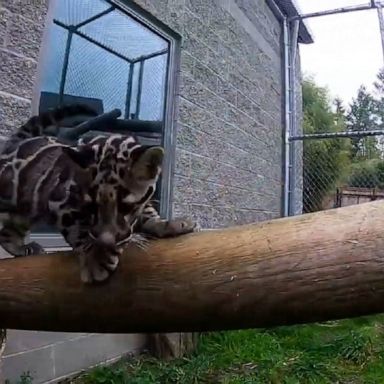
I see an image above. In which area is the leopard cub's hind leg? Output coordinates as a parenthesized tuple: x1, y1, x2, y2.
(0, 214, 45, 256)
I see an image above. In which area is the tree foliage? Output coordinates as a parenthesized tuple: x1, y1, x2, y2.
(346, 85, 380, 159)
(302, 68, 384, 213)
(348, 160, 384, 189)
(302, 78, 350, 212)
(346, 68, 384, 188)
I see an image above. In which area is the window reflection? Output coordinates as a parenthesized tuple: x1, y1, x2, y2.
(39, 0, 169, 123)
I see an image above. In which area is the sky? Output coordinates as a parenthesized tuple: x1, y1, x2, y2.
(296, 0, 384, 105)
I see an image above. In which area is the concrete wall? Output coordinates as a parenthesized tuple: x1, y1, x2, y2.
(2, 331, 145, 383)
(133, 0, 284, 227)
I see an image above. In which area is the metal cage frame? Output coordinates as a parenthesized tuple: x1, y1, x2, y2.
(52, 2, 169, 120)
(283, 0, 384, 216)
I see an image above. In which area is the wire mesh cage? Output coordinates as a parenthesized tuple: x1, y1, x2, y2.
(39, 0, 170, 123)
(301, 134, 384, 213)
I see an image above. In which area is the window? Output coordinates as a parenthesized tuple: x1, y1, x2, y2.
(32, 0, 180, 247)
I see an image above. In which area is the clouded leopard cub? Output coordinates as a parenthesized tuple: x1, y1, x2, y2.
(0, 104, 196, 283)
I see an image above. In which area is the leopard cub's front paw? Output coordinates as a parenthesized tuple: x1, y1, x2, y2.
(79, 251, 120, 284)
(168, 217, 199, 235)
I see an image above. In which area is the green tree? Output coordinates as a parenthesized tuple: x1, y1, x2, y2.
(373, 67, 384, 96)
(373, 67, 384, 154)
(302, 78, 350, 212)
(346, 85, 380, 159)
(348, 159, 384, 189)
(345, 70, 384, 189)
(334, 97, 346, 116)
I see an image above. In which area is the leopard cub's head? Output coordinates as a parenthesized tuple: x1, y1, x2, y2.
(76, 135, 164, 248)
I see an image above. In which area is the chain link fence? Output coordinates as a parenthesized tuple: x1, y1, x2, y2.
(293, 132, 384, 214)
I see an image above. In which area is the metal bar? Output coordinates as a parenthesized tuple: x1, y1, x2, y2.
(268, 0, 287, 218)
(54, 19, 133, 64)
(74, 6, 115, 29)
(290, 2, 377, 21)
(64, 109, 122, 142)
(125, 63, 135, 119)
(156, 44, 171, 217)
(283, 18, 291, 217)
(377, 3, 384, 61)
(265, 0, 285, 21)
(290, 130, 384, 141)
(135, 60, 145, 119)
(160, 49, 170, 140)
(287, 20, 300, 217)
(132, 48, 168, 64)
(106, 0, 178, 42)
(58, 29, 73, 105)
(113, 119, 162, 133)
(291, 20, 300, 69)
(158, 38, 177, 220)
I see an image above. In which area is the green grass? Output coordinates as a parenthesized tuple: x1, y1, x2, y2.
(69, 315, 384, 384)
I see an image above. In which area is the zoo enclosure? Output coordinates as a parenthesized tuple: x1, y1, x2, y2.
(285, 1, 384, 216)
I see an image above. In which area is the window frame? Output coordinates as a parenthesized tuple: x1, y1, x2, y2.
(30, 0, 181, 249)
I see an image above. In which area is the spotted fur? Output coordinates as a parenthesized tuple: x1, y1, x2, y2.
(0, 104, 98, 261)
(75, 133, 197, 283)
(0, 105, 197, 284)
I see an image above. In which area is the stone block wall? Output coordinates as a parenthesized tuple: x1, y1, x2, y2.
(0, 0, 47, 137)
(133, 0, 284, 227)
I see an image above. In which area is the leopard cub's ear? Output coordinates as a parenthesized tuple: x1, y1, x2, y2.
(131, 146, 164, 181)
(62, 146, 95, 169)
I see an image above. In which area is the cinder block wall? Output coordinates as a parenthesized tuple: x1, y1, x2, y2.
(133, 0, 284, 227)
(0, 0, 46, 137)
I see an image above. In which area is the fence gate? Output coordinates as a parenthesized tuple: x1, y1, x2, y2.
(288, 130, 384, 215)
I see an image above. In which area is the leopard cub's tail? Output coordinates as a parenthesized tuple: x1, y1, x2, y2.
(14, 104, 98, 140)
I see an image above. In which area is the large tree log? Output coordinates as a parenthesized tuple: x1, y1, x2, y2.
(1, 200, 384, 333)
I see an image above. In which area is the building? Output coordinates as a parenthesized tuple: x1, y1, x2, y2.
(0, 0, 311, 382)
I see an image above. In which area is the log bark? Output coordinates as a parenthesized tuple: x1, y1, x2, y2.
(1, 200, 384, 333)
